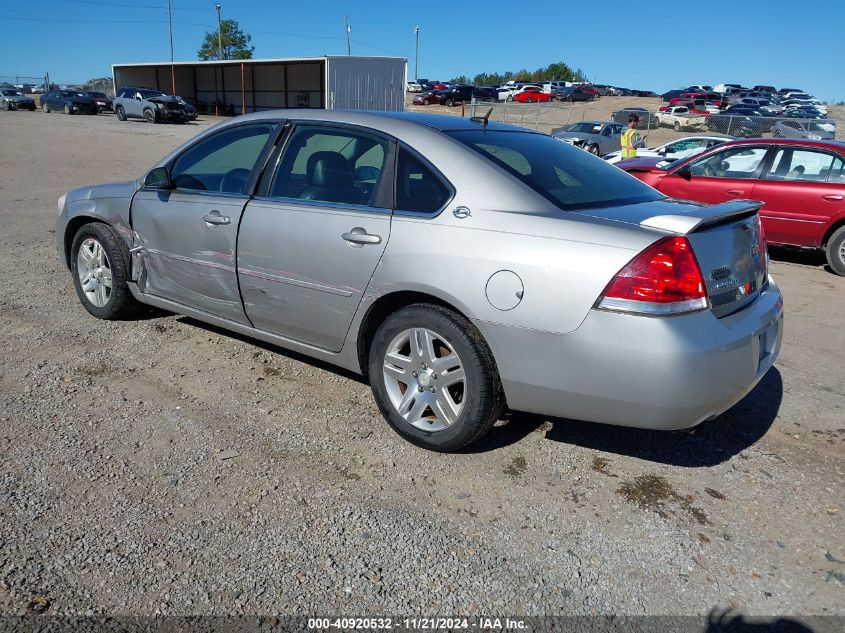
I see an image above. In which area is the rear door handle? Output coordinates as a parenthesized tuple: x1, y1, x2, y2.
(726, 189, 744, 196)
(342, 227, 381, 246)
(823, 194, 843, 201)
(202, 210, 230, 225)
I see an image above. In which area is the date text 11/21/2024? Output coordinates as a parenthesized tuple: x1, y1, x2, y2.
(307, 617, 528, 630)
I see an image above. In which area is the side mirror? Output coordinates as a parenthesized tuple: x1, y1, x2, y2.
(144, 166, 173, 189)
(673, 164, 692, 180)
(658, 148, 667, 156)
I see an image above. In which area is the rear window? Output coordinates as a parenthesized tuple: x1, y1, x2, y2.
(447, 130, 661, 211)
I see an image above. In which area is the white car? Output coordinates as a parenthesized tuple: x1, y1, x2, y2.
(406, 81, 422, 93)
(603, 135, 732, 164)
(541, 80, 569, 94)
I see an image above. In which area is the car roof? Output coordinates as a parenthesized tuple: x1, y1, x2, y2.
(716, 138, 845, 152)
(228, 109, 545, 135)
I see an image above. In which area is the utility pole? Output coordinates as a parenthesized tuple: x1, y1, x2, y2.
(215, 3, 224, 61)
(414, 26, 420, 81)
(167, 0, 175, 94)
(345, 17, 351, 56)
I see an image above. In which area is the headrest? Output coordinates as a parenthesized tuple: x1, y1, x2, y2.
(306, 152, 353, 188)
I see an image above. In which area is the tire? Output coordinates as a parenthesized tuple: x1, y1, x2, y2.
(526, 97, 534, 103)
(69, 223, 139, 320)
(42, 102, 50, 113)
(115, 105, 126, 121)
(506, 95, 513, 102)
(674, 121, 681, 131)
(588, 143, 600, 155)
(143, 108, 156, 124)
(446, 98, 454, 107)
(2, 100, 10, 111)
(825, 226, 845, 276)
(64, 103, 72, 115)
(368, 304, 504, 452)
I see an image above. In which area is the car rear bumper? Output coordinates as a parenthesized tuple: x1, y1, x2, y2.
(477, 277, 783, 430)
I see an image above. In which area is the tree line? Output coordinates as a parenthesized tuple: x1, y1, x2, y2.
(450, 62, 588, 86)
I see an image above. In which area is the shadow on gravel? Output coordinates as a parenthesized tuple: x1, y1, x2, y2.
(768, 245, 836, 275)
(472, 368, 783, 466)
(175, 316, 367, 384)
(706, 608, 817, 632)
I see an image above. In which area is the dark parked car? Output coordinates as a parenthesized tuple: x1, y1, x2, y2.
(82, 91, 113, 113)
(40, 90, 97, 115)
(436, 85, 489, 106)
(554, 86, 594, 102)
(611, 107, 660, 129)
(661, 89, 685, 102)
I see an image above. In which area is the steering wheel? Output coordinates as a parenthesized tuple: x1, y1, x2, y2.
(220, 168, 251, 194)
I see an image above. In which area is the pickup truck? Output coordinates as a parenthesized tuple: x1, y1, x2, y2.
(656, 106, 707, 131)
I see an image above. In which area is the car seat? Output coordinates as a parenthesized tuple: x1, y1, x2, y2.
(299, 152, 363, 204)
(784, 165, 805, 181)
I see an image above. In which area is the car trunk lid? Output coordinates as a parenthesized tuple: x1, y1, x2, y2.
(578, 198, 767, 318)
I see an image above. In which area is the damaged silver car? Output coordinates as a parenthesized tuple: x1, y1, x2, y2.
(56, 111, 783, 451)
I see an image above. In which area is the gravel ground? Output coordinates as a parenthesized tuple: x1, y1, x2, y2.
(0, 110, 844, 621)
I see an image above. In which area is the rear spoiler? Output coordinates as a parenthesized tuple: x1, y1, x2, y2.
(639, 199, 762, 234)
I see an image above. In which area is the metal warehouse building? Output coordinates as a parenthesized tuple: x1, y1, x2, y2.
(111, 56, 406, 115)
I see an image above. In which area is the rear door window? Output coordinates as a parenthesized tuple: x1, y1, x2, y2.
(763, 149, 845, 182)
(269, 125, 388, 207)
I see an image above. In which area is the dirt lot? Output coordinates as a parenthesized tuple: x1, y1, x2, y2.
(1, 109, 844, 622)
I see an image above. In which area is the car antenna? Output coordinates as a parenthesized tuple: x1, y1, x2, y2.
(470, 107, 493, 127)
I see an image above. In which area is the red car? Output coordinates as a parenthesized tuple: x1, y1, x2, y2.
(511, 87, 554, 103)
(575, 84, 600, 97)
(412, 91, 440, 105)
(619, 138, 845, 274)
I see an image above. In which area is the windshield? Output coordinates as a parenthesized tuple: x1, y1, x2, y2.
(564, 122, 603, 134)
(140, 90, 166, 99)
(448, 130, 662, 211)
(1, 90, 21, 96)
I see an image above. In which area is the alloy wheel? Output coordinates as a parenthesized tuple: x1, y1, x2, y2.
(76, 238, 112, 308)
(382, 327, 466, 432)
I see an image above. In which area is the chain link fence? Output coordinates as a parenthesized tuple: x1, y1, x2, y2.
(467, 98, 839, 148)
(0, 75, 114, 96)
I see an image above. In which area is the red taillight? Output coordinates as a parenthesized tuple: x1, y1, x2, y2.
(753, 214, 768, 278)
(598, 236, 709, 315)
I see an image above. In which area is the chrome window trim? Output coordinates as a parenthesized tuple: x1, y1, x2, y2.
(250, 195, 392, 216)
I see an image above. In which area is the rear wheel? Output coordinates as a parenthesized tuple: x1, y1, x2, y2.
(825, 226, 845, 276)
(115, 105, 126, 121)
(2, 101, 10, 111)
(70, 223, 139, 319)
(368, 304, 504, 452)
(446, 98, 454, 107)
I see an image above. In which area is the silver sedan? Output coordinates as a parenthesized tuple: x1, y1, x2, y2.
(56, 111, 783, 451)
(551, 120, 625, 155)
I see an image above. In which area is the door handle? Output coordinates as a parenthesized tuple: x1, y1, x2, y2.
(342, 227, 381, 246)
(823, 194, 843, 201)
(726, 189, 744, 196)
(202, 211, 230, 226)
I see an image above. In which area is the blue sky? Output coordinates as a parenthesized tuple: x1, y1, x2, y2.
(2, 0, 844, 102)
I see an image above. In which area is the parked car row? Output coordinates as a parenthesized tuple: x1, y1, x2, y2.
(2, 86, 199, 124)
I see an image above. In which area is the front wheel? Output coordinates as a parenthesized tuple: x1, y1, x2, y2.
(588, 143, 600, 155)
(115, 105, 126, 121)
(2, 100, 10, 111)
(825, 226, 845, 276)
(368, 304, 504, 452)
(69, 223, 139, 319)
(64, 103, 72, 115)
(143, 108, 157, 124)
(674, 121, 681, 131)
(42, 102, 51, 113)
